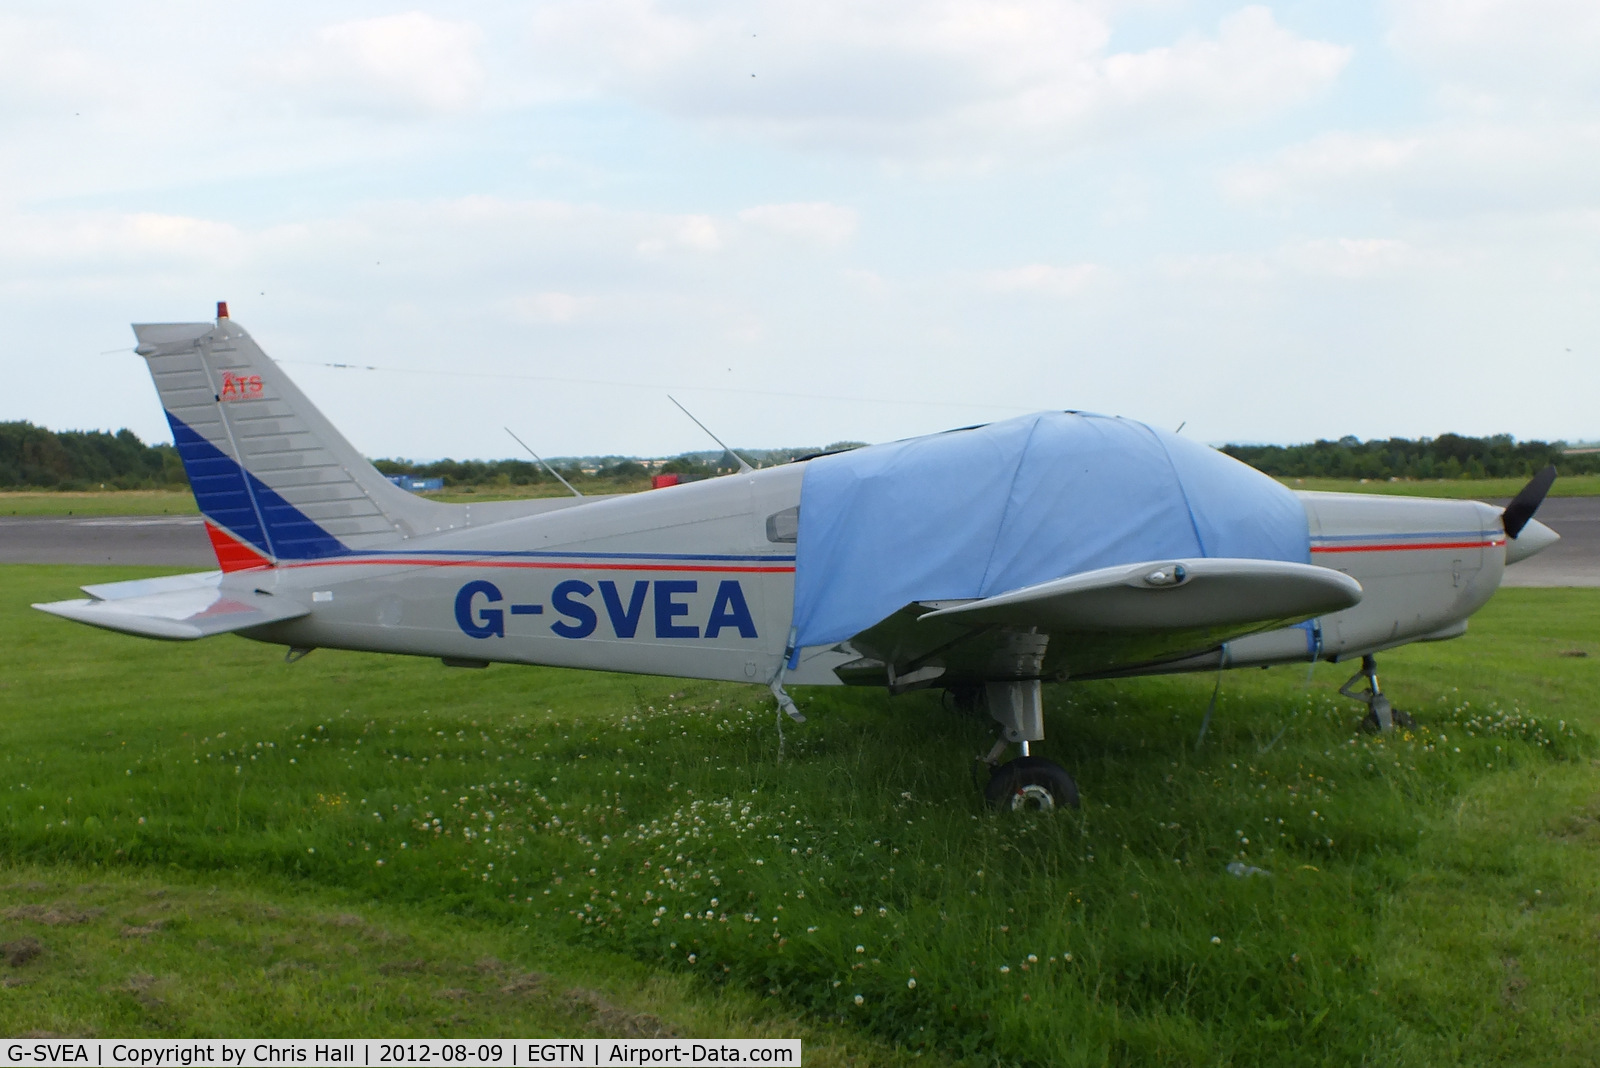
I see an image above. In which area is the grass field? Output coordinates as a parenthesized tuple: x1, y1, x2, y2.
(0, 491, 199, 516)
(5, 473, 1599, 518)
(4, 565, 1600, 1063)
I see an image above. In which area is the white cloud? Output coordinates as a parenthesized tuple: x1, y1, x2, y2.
(1279, 238, 1427, 278)
(1222, 123, 1600, 216)
(280, 12, 486, 115)
(510, 292, 589, 324)
(0, 15, 117, 116)
(521, 2, 1349, 157)
(1387, 0, 1600, 108)
(737, 203, 858, 246)
(984, 263, 1105, 296)
(637, 215, 723, 257)
(0, 211, 245, 268)
(1223, 132, 1421, 200)
(1155, 237, 1447, 282)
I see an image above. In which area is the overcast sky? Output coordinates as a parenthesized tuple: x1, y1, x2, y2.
(2, 0, 1596, 460)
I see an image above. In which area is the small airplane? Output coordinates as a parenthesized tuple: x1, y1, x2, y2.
(35, 306, 1562, 812)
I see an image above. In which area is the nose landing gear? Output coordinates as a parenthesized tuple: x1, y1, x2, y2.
(972, 679, 1079, 811)
(1339, 654, 1416, 732)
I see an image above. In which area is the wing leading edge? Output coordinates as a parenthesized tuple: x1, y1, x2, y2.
(33, 571, 309, 641)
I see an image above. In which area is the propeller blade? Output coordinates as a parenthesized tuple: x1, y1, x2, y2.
(1503, 465, 1557, 539)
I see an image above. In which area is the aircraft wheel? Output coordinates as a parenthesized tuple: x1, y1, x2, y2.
(985, 757, 1079, 812)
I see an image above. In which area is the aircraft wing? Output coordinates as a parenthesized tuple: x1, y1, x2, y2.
(33, 571, 308, 641)
(919, 557, 1361, 631)
(837, 558, 1362, 685)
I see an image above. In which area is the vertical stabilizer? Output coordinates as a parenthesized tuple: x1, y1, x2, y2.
(133, 313, 454, 568)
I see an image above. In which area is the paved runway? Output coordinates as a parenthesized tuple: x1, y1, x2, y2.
(3, 498, 1599, 584)
(0, 515, 213, 567)
(1486, 497, 1600, 587)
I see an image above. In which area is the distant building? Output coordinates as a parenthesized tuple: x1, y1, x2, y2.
(387, 475, 444, 492)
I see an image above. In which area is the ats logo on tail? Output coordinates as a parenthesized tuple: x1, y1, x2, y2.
(219, 371, 264, 401)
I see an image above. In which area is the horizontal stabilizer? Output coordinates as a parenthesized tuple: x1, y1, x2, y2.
(33, 571, 308, 641)
(918, 558, 1362, 633)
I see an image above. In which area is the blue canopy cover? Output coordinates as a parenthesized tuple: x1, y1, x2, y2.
(789, 412, 1310, 654)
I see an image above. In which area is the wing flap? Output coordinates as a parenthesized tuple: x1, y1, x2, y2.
(918, 557, 1361, 632)
(34, 571, 308, 641)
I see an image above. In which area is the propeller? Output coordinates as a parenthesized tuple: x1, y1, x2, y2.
(1502, 465, 1557, 539)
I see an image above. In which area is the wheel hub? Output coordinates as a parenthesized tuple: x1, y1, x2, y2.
(1008, 784, 1057, 812)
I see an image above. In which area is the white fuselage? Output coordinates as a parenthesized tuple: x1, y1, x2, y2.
(241, 468, 1529, 686)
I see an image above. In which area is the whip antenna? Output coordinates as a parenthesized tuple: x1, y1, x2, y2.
(667, 395, 754, 473)
(504, 427, 583, 497)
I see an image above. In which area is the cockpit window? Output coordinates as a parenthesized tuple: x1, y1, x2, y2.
(766, 506, 798, 544)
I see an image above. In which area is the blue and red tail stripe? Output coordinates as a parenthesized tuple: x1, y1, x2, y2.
(166, 411, 350, 568)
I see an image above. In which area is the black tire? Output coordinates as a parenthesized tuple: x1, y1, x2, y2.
(985, 756, 1079, 812)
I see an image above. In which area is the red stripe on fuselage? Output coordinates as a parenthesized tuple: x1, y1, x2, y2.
(1310, 538, 1503, 554)
(279, 558, 795, 573)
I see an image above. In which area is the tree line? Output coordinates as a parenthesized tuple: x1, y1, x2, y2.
(1220, 434, 1600, 480)
(3, 419, 1594, 491)
(0, 421, 186, 490)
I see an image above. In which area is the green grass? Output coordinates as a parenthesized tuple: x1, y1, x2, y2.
(0, 491, 199, 517)
(5, 565, 1600, 1062)
(0, 865, 880, 1050)
(425, 478, 652, 503)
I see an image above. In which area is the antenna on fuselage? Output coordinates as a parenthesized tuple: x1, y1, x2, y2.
(667, 395, 755, 473)
(504, 427, 583, 497)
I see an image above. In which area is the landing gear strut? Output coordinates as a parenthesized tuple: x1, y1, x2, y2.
(1339, 654, 1415, 732)
(972, 680, 1079, 811)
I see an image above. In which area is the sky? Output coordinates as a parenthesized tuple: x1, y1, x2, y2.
(2, 0, 1597, 461)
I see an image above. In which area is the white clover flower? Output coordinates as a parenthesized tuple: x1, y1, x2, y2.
(999, 965, 1011, 974)
(1210, 936, 1222, 945)
(853, 994, 864, 1005)
(907, 978, 916, 989)
(856, 945, 865, 954)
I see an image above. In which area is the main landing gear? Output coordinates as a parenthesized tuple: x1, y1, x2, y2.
(1339, 654, 1416, 733)
(971, 680, 1079, 812)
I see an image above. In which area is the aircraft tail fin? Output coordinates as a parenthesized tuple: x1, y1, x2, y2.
(133, 308, 455, 570)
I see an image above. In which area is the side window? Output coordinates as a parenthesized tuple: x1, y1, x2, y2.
(765, 506, 798, 544)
